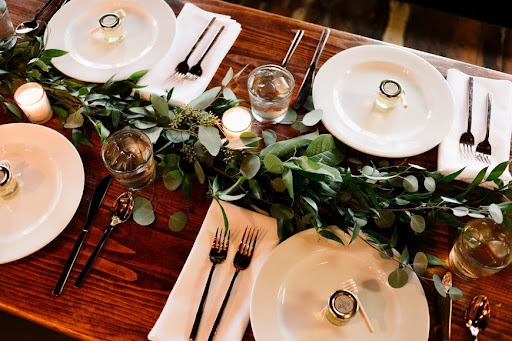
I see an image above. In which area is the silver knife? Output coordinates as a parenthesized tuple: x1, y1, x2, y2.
(438, 271, 453, 341)
(52, 174, 112, 296)
(292, 28, 330, 110)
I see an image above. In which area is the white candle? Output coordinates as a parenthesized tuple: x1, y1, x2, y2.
(222, 107, 253, 137)
(14, 83, 53, 124)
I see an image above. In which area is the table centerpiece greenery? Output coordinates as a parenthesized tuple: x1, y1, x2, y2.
(1, 34, 511, 295)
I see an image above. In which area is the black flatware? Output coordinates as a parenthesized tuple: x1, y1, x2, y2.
(52, 174, 112, 296)
(292, 28, 330, 110)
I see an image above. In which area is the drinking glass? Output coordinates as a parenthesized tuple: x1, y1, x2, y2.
(449, 218, 512, 280)
(101, 128, 156, 191)
(247, 64, 294, 123)
(0, 0, 14, 38)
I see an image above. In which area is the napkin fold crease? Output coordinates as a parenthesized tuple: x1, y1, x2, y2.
(138, 3, 241, 106)
(437, 68, 512, 185)
(148, 200, 278, 341)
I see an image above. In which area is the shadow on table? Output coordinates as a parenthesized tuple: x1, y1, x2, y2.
(0, 310, 77, 341)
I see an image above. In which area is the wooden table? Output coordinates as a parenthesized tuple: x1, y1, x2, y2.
(1, 0, 512, 340)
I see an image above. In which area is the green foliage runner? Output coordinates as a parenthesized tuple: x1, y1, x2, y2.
(2, 34, 512, 292)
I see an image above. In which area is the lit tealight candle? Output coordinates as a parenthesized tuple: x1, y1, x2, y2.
(222, 107, 253, 137)
(14, 82, 53, 124)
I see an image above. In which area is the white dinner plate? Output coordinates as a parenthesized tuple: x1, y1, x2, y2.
(312, 45, 455, 157)
(250, 228, 429, 341)
(0, 124, 84, 264)
(46, 0, 177, 82)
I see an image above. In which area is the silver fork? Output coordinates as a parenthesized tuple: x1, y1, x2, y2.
(169, 17, 216, 80)
(476, 92, 493, 164)
(186, 25, 225, 80)
(189, 227, 230, 341)
(207, 227, 259, 341)
(459, 76, 475, 158)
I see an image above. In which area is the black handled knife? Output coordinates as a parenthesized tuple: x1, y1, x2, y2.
(438, 271, 453, 341)
(292, 28, 330, 110)
(52, 174, 112, 296)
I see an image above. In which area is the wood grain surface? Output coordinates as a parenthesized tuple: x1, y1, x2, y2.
(1, 0, 512, 340)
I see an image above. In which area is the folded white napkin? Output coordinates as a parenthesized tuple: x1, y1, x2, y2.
(138, 3, 241, 106)
(437, 68, 512, 184)
(148, 200, 279, 341)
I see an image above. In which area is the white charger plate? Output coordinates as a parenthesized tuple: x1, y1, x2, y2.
(250, 228, 429, 341)
(0, 123, 84, 264)
(45, 0, 176, 82)
(312, 45, 455, 158)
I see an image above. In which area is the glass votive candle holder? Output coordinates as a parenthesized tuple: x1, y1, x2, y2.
(99, 12, 125, 44)
(0, 160, 18, 199)
(14, 83, 53, 124)
(375, 79, 407, 111)
(449, 218, 512, 281)
(247, 64, 294, 123)
(221, 106, 253, 137)
(101, 128, 156, 191)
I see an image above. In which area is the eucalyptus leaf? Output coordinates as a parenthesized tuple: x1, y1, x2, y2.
(403, 175, 419, 193)
(240, 154, 261, 179)
(433, 274, 447, 297)
(375, 210, 395, 228)
(194, 161, 206, 184)
(168, 211, 188, 231)
(410, 215, 426, 233)
(302, 109, 323, 126)
(133, 197, 155, 226)
(413, 252, 428, 275)
(222, 67, 234, 86)
(150, 94, 170, 117)
(263, 154, 284, 174)
(260, 131, 318, 157)
(143, 126, 163, 144)
(262, 129, 277, 146)
(426, 254, 447, 267)
(424, 177, 436, 192)
(190, 86, 221, 110)
(388, 268, 408, 288)
(452, 206, 469, 217)
(279, 107, 297, 124)
(222, 87, 237, 101)
(164, 171, 182, 191)
(198, 126, 221, 156)
(63, 111, 84, 129)
(448, 287, 463, 300)
(291, 121, 310, 133)
(489, 203, 503, 223)
(271, 178, 287, 192)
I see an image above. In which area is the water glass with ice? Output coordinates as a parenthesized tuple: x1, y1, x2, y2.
(449, 218, 512, 280)
(247, 64, 294, 123)
(101, 128, 156, 191)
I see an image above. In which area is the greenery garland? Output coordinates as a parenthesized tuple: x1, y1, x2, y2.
(2, 34, 512, 294)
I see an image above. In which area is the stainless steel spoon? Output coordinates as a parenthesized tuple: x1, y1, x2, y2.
(15, 0, 57, 34)
(73, 191, 134, 288)
(465, 295, 491, 340)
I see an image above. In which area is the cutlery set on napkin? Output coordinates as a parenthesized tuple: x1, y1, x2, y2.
(138, 3, 241, 106)
(437, 68, 512, 184)
(148, 201, 279, 341)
